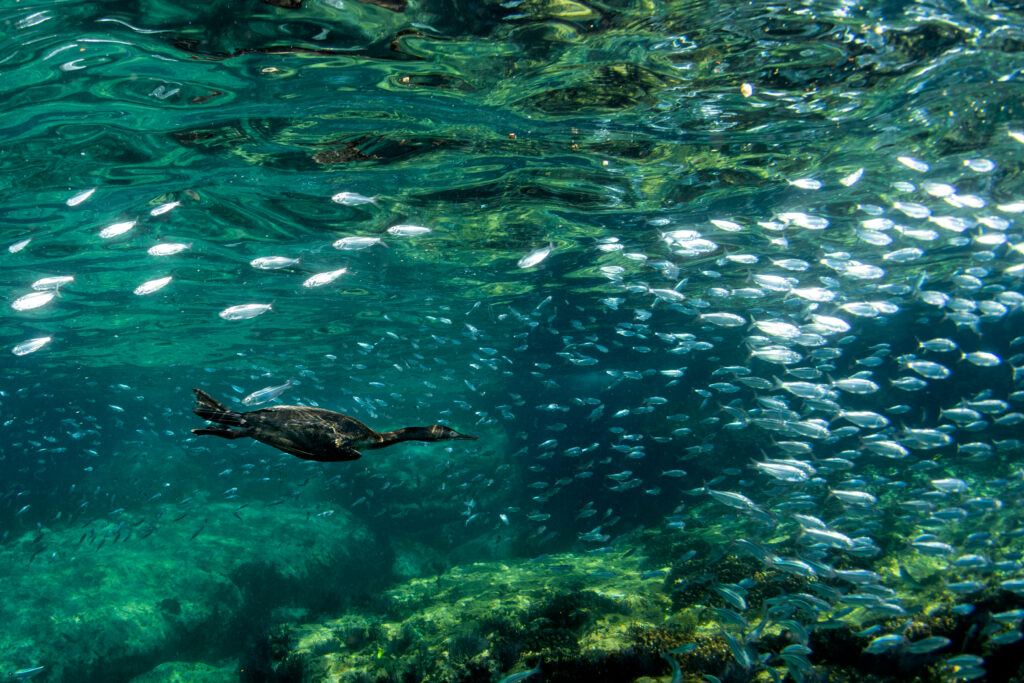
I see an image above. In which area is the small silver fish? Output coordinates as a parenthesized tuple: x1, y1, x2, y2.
(99, 220, 136, 239)
(700, 312, 746, 327)
(331, 191, 377, 206)
(831, 489, 877, 506)
(133, 276, 172, 296)
(918, 337, 958, 352)
(903, 358, 951, 379)
(333, 236, 382, 250)
(147, 242, 191, 256)
(963, 351, 1000, 367)
(864, 634, 906, 654)
(67, 188, 96, 206)
(31, 275, 74, 291)
(708, 489, 758, 510)
(931, 477, 968, 493)
(219, 303, 272, 320)
(302, 268, 347, 288)
(753, 461, 810, 482)
(12, 337, 52, 356)
(518, 243, 553, 268)
(751, 346, 802, 365)
(250, 256, 299, 270)
(150, 200, 181, 216)
(387, 224, 431, 237)
(11, 291, 55, 311)
(840, 168, 863, 186)
(8, 237, 31, 253)
(8, 665, 45, 679)
(831, 377, 880, 393)
(242, 379, 296, 406)
(801, 527, 854, 549)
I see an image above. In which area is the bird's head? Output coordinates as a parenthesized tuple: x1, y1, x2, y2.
(432, 425, 478, 441)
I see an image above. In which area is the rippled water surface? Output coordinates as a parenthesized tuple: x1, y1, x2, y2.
(4, 0, 1024, 681)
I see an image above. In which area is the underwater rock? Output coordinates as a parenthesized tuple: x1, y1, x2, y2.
(250, 529, 1024, 683)
(391, 539, 447, 579)
(0, 503, 381, 683)
(262, 549, 680, 682)
(129, 660, 236, 683)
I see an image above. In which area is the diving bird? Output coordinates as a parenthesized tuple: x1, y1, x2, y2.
(190, 388, 476, 462)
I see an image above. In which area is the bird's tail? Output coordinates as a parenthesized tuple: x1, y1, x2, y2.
(192, 388, 244, 426)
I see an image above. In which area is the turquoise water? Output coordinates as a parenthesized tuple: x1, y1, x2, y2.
(3, 0, 1024, 681)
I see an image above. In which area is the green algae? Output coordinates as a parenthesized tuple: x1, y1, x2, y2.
(275, 548, 676, 682)
(3, 498, 1022, 682)
(0, 502, 380, 682)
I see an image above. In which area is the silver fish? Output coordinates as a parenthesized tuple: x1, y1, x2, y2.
(333, 236, 382, 250)
(12, 337, 52, 356)
(147, 242, 191, 256)
(150, 200, 181, 216)
(67, 188, 96, 206)
(518, 243, 553, 269)
(99, 220, 136, 239)
(11, 291, 55, 311)
(302, 268, 348, 288)
(133, 276, 172, 296)
(218, 303, 272, 320)
(31, 276, 74, 291)
(250, 256, 299, 270)
(386, 224, 431, 237)
(8, 665, 45, 679)
(8, 237, 31, 253)
(331, 191, 377, 206)
(242, 379, 296, 406)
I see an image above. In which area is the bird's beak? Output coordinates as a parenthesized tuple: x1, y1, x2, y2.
(454, 432, 478, 440)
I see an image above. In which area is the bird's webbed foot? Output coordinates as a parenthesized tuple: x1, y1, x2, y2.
(193, 426, 249, 439)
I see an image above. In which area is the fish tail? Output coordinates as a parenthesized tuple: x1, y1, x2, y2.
(192, 388, 244, 426)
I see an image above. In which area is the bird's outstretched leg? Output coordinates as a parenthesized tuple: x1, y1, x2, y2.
(192, 426, 249, 439)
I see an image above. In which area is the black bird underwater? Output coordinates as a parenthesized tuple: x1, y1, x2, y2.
(191, 388, 477, 462)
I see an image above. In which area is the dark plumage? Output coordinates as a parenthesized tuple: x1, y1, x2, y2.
(190, 388, 476, 462)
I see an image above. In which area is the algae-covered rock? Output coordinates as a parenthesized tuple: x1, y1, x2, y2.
(391, 539, 447, 579)
(0, 502, 382, 683)
(269, 549, 678, 682)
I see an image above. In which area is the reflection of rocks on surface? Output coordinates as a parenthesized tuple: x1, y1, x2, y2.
(261, 0, 409, 10)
